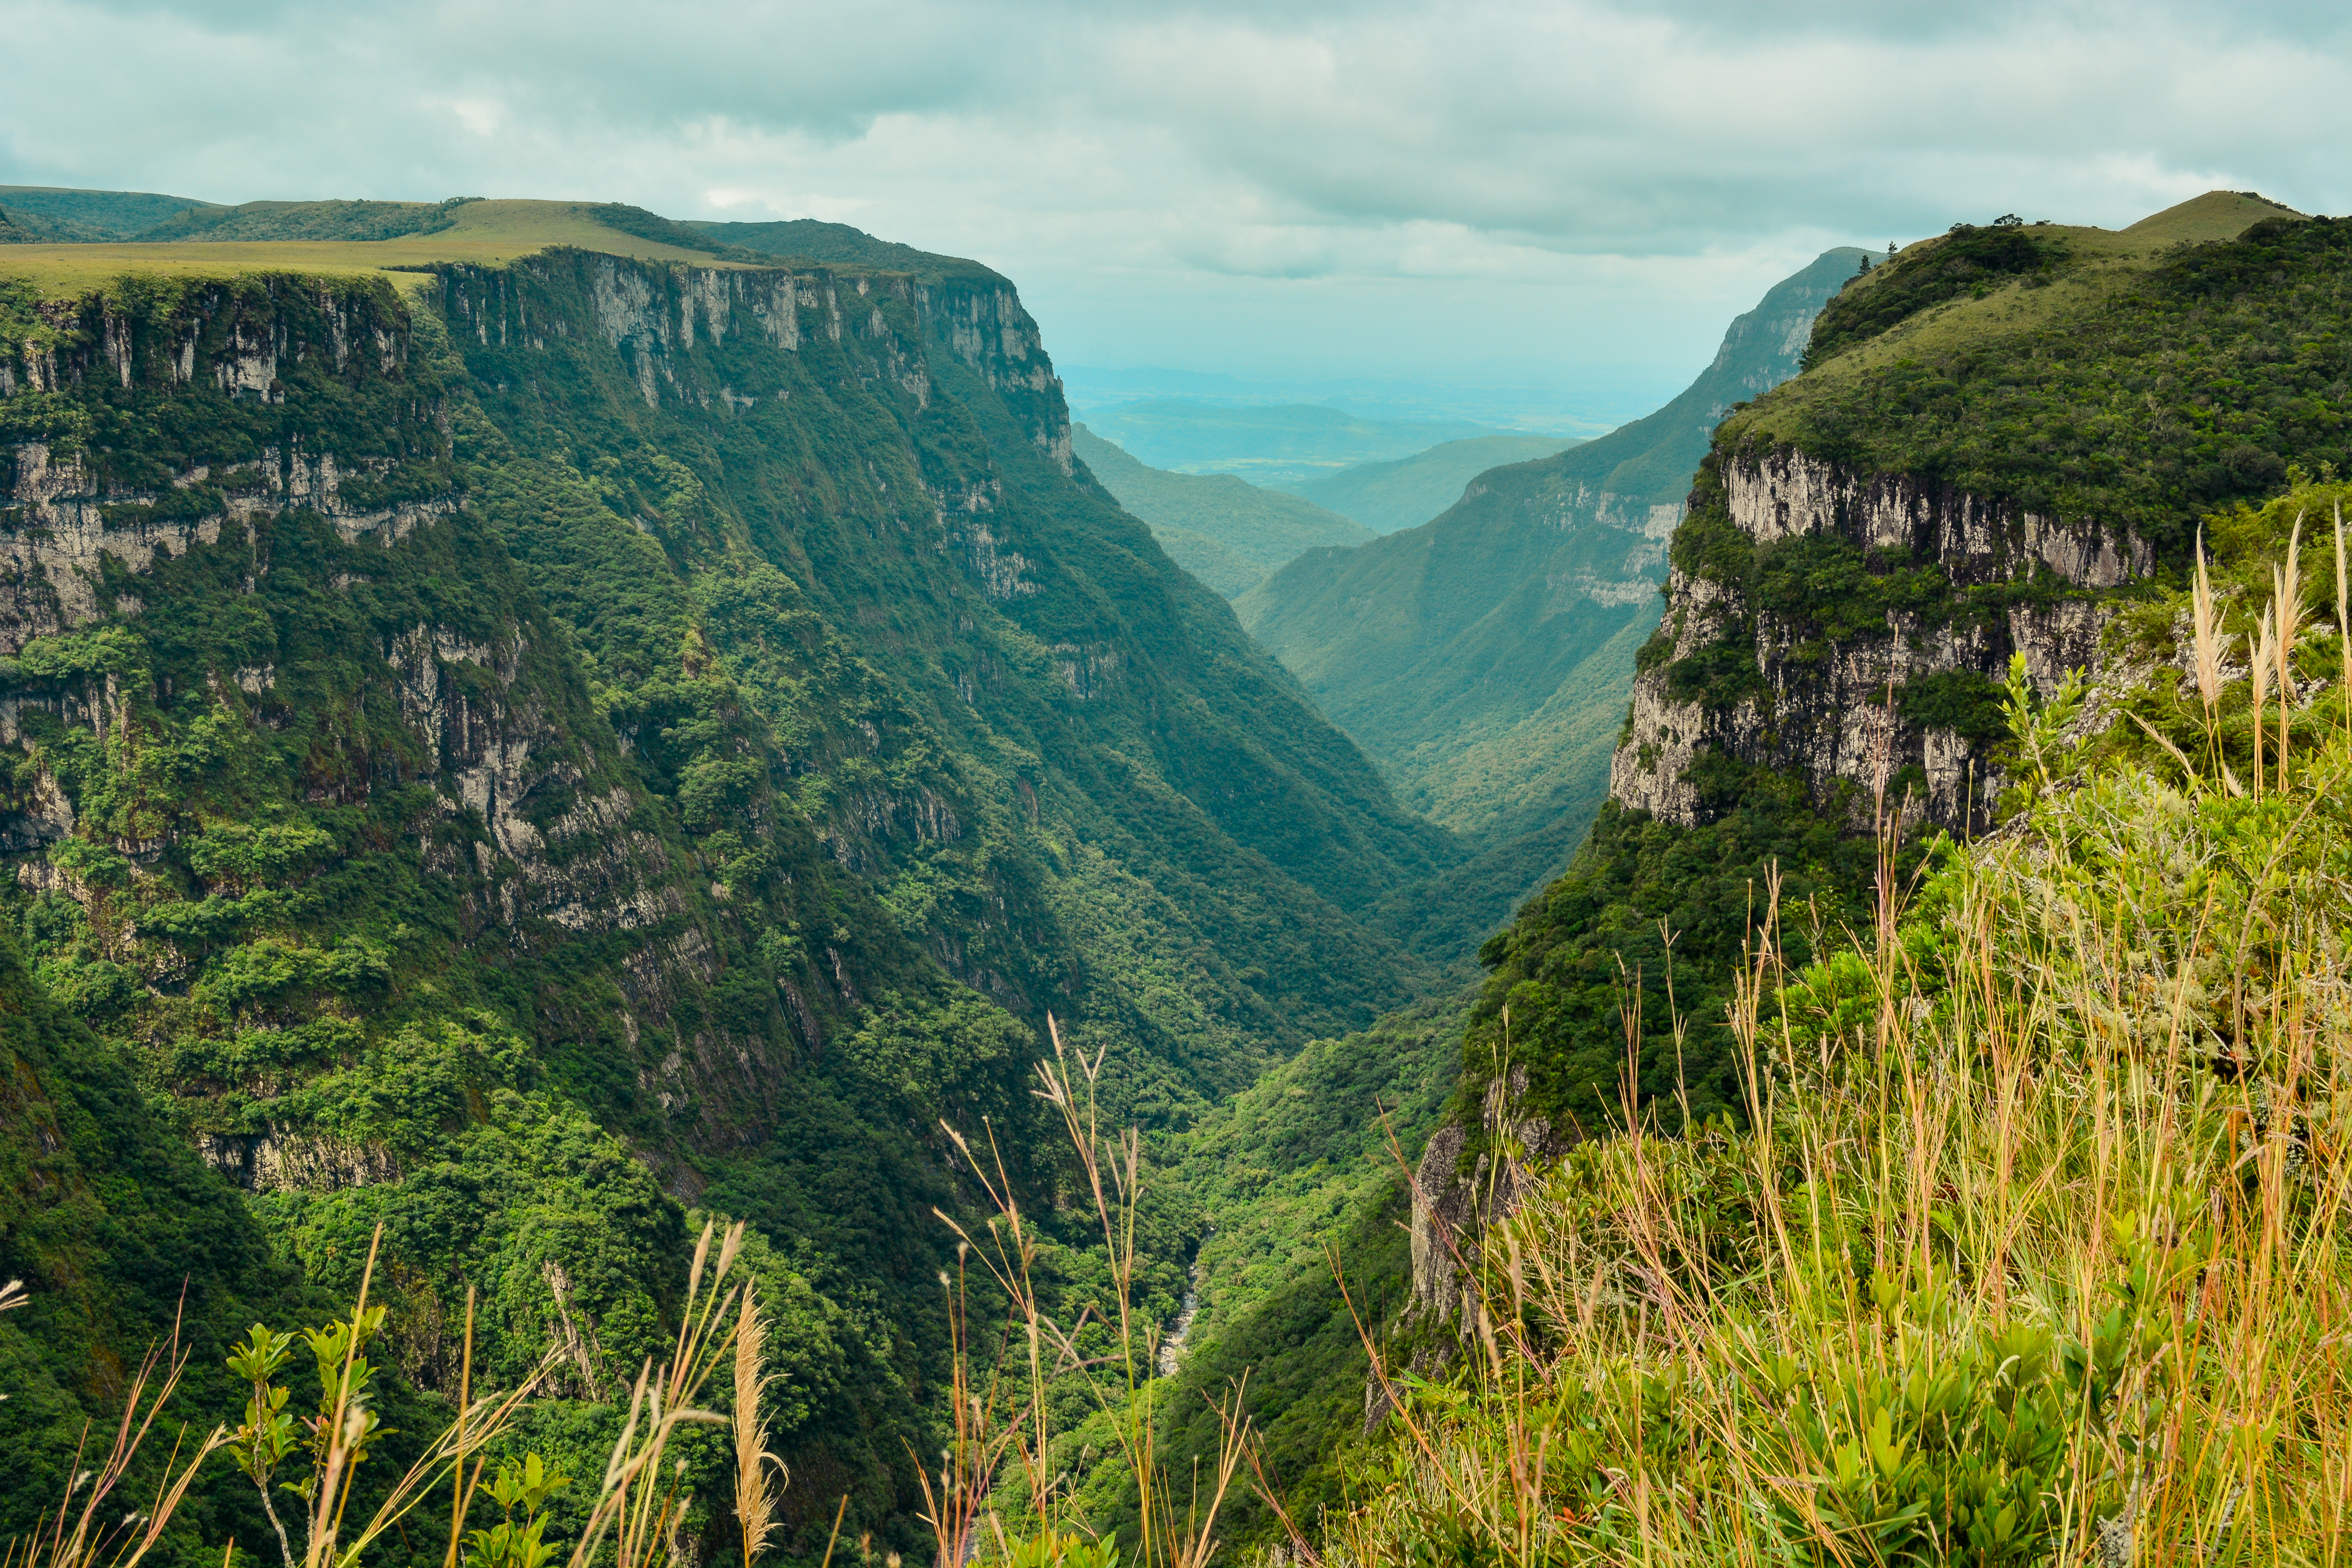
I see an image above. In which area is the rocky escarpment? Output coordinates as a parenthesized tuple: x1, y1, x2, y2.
(1612, 449, 2146, 833)
(2, 225, 1463, 1532)
(1403, 201, 2352, 1366)
(0, 272, 730, 1140)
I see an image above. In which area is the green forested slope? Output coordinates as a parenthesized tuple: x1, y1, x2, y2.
(1469, 197, 2352, 1145)
(0, 184, 220, 239)
(135, 198, 482, 243)
(1237, 249, 1867, 953)
(0, 919, 305, 1541)
(1289, 434, 1579, 534)
(1069, 425, 1373, 596)
(0, 225, 1458, 1549)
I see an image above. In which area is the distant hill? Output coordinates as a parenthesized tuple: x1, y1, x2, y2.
(1072, 425, 1373, 595)
(1241, 247, 1871, 950)
(135, 196, 480, 243)
(1290, 434, 1582, 534)
(1081, 400, 1504, 487)
(0, 183, 220, 238)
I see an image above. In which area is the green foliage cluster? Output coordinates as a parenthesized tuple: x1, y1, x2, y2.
(1461, 769, 1880, 1140)
(0, 205, 96, 245)
(139, 199, 482, 245)
(680, 219, 1005, 287)
(0, 184, 220, 241)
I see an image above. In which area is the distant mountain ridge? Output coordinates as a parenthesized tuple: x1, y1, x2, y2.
(1071, 425, 1373, 596)
(1239, 247, 1871, 932)
(1289, 434, 1582, 534)
(1082, 400, 1506, 486)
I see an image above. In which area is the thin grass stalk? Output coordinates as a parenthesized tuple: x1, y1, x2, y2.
(732, 1282, 783, 1568)
(565, 1221, 744, 1568)
(303, 1226, 382, 1568)
(331, 1354, 558, 1568)
(2276, 513, 2305, 791)
(2250, 610, 2274, 798)
(2337, 500, 2349, 744)
(2192, 530, 2231, 786)
(927, 1015, 1256, 1568)
(13, 1311, 228, 1568)
(443, 1287, 477, 1568)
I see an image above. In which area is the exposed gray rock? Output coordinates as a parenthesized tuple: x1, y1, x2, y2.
(1613, 450, 2149, 833)
(1408, 1065, 1571, 1322)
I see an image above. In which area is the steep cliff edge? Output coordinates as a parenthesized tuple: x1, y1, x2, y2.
(1411, 194, 2352, 1318)
(0, 222, 1457, 1545)
(1611, 447, 2139, 833)
(1618, 196, 2335, 838)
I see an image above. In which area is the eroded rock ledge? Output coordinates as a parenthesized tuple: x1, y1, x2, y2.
(1611, 449, 2146, 833)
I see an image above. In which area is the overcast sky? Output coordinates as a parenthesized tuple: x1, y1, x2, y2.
(6, 0, 2348, 416)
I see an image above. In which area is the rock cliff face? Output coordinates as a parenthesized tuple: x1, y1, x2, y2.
(1612, 450, 2145, 833)
(1, 232, 1455, 1517)
(1407, 1065, 1565, 1323)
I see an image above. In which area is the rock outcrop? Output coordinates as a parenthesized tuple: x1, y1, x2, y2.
(1408, 1065, 1569, 1324)
(1612, 449, 2145, 834)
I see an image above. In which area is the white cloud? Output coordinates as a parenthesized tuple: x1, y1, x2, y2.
(2, 0, 2344, 388)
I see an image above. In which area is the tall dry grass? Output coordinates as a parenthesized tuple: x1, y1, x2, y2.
(928, 1019, 1251, 1568)
(1313, 544, 2352, 1566)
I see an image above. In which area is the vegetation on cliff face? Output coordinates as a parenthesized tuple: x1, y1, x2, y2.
(0, 225, 1458, 1556)
(1335, 675, 2352, 1563)
(1468, 200, 2352, 1145)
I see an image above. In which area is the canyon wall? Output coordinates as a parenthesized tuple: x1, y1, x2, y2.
(1612, 449, 2145, 834)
